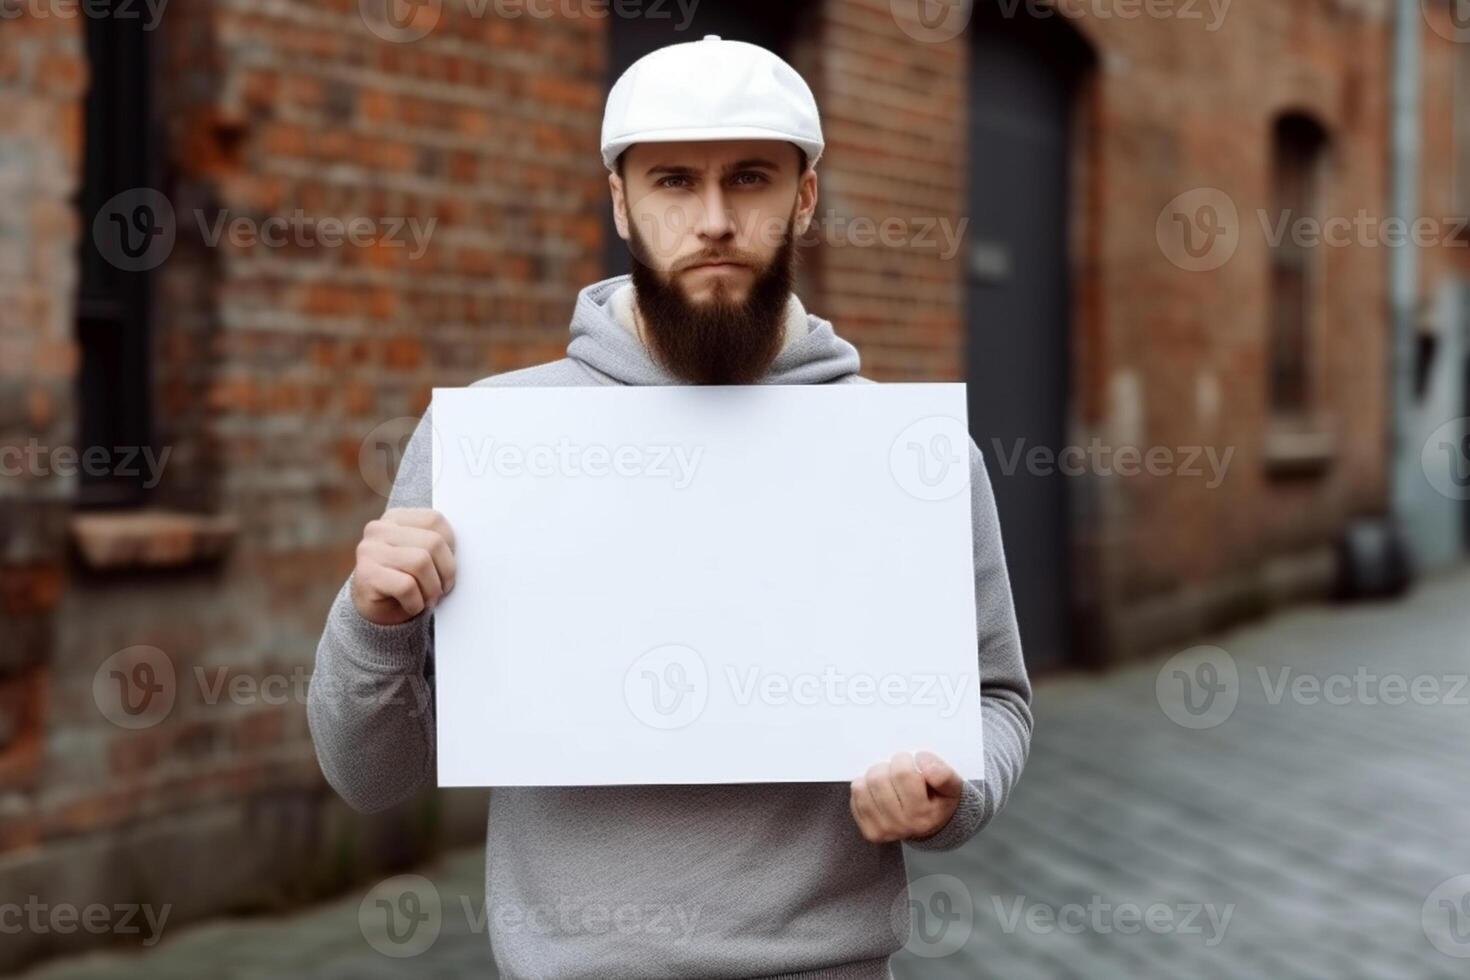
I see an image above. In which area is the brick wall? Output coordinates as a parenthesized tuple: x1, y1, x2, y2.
(804, 0, 969, 382)
(0, 4, 84, 845)
(804, 0, 1402, 658)
(1, 0, 607, 969)
(1421, 4, 1470, 287)
(1072, 1, 1395, 654)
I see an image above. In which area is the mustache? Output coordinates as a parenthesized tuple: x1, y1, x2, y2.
(677, 252, 756, 270)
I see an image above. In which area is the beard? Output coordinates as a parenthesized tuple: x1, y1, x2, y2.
(626, 208, 797, 386)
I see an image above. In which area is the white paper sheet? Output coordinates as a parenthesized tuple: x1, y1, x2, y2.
(430, 383, 982, 786)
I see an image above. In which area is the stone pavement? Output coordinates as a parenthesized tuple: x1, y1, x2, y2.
(899, 565, 1470, 980)
(19, 568, 1470, 979)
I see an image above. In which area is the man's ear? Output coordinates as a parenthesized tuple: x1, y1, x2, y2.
(609, 172, 630, 242)
(793, 166, 818, 238)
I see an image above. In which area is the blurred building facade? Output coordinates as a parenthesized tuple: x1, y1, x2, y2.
(1, 0, 1468, 969)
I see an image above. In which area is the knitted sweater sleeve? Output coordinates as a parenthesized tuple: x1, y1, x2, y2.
(905, 438, 1033, 852)
(307, 409, 438, 814)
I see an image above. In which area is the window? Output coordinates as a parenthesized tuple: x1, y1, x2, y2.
(75, 6, 157, 507)
(1267, 113, 1330, 418)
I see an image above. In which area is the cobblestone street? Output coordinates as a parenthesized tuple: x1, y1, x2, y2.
(20, 568, 1470, 979)
(899, 566, 1470, 980)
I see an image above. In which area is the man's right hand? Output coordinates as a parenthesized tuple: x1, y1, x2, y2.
(350, 508, 457, 625)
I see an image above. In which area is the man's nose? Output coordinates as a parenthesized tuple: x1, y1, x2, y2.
(694, 184, 736, 241)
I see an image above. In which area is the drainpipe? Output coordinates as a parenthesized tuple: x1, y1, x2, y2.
(1388, 0, 1421, 536)
(1338, 0, 1421, 597)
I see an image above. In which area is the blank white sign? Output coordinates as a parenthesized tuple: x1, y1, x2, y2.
(430, 383, 982, 787)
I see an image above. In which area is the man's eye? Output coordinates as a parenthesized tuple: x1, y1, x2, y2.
(657, 176, 692, 189)
(731, 172, 769, 186)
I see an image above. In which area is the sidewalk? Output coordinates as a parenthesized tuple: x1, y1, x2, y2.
(898, 565, 1470, 980)
(21, 568, 1470, 979)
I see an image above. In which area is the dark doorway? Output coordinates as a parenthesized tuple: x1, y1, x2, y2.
(602, 4, 811, 277)
(965, 13, 1092, 669)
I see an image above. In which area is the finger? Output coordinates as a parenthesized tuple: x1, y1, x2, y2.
(386, 508, 457, 552)
(382, 543, 445, 606)
(849, 779, 881, 842)
(362, 563, 426, 617)
(864, 763, 904, 835)
(380, 525, 457, 592)
(888, 751, 929, 812)
(915, 750, 965, 799)
(358, 541, 432, 611)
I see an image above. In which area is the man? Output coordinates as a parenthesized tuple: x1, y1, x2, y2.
(308, 35, 1031, 980)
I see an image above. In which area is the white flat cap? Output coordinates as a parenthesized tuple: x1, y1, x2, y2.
(601, 34, 824, 172)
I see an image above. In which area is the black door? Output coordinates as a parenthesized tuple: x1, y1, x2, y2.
(965, 17, 1090, 669)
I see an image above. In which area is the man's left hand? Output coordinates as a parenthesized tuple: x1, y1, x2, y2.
(849, 750, 964, 844)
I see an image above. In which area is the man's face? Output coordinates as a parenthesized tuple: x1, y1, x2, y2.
(611, 139, 818, 304)
(609, 140, 819, 384)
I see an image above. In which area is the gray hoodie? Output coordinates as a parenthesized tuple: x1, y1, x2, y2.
(307, 274, 1033, 980)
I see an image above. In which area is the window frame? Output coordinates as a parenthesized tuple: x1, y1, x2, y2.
(1266, 112, 1333, 423)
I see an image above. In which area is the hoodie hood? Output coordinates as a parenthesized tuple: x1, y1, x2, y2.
(566, 275, 862, 386)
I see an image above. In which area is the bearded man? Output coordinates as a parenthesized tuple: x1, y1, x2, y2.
(308, 33, 1031, 980)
